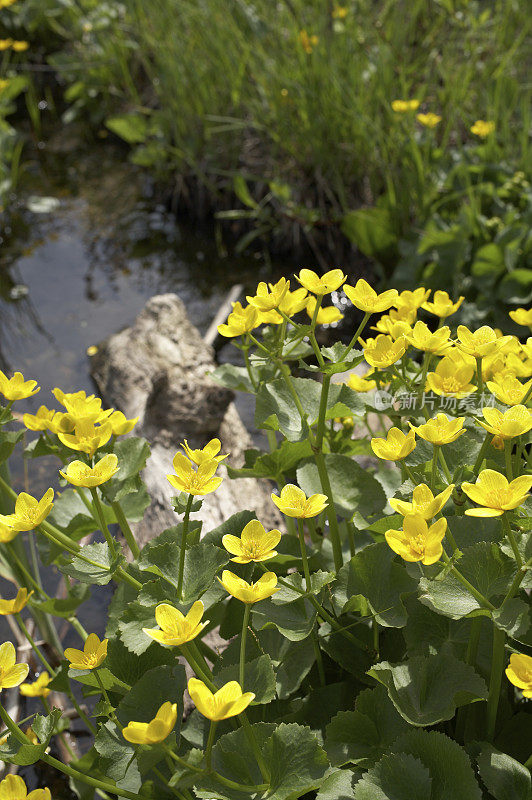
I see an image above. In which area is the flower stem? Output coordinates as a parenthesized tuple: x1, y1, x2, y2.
(239, 604, 251, 690)
(431, 444, 439, 490)
(501, 514, 523, 567)
(504, 441, 514, 481)
(178, 494, 194, 601)
(15, 613, 54, 675)
(476, 357, 483, 398)
(239, 712, 270, 784)
(205, 720, 217, 771)
(111, 500, 140, 559)
(89, 488, 117, 558)
(441, 552, 495, 610)
(164, 744, 268, 793)
(344, 311, 371, 357)
(486, 626, 506, 741)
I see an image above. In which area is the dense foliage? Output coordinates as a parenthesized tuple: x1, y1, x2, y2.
(0, 273, 531, 798)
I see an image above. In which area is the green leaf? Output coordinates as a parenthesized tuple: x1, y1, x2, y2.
(419, 542, 516, 619)
(325, 685, 410, 767)
(94, 721, 141, 791)
(59, 542, 124, 585)
(101, 437, 151, 504)
(492, 598, 532, 643)
(317, 770, 357, 800)
(252, 596, 317, 641)
(368, 651, 487, 726)
(342, 207, 398, 259)
(403, 595, 472, 658)
(354, 752, 432, 800)
(213, 655, 276, 704)
(265, 722, 330, 799)
(116, 664, 186, 730)
(226, 440, 313, 481)
(0, 709, 61, 766)
(255, 629, 315, 698)
(333, 542, 417, 627)
(297, 455, 387, 519)
(210, 363, 254, 393)
(0, 428, 24, 463)
(106, 113, 149, 143)
(32, 583, 90, 618)
(498, 268, 532, 304)
(471, 243, 505, 285)
(477, 745, 532, 800)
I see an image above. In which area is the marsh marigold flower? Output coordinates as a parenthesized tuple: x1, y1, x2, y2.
(22, 406, 55, 432)
(347, 369, 377, 392)
(299, 30, 319, 54)
(343, 279, 397, 314)
(222, 519, 281, 563)
(0, 588, 32, 615)
(218, 570, 279, 603)
(0, 775, 50, 800)
(478, 405, 532, 440)
(11, 41, 28, 51)
(461, 469, 532, 517)
(0, 371, 39, 402)
(122, 701, 178, 744)
(505, 653, 532, 698)
(391, 99, 420, 113)
(422, 290, 464, 319)
(389, 484, 454, 520)
(58, 419, 113, 456)
(486, 375, 532, 406)
(143, 601, 207, 646)
(306, 296, 343, 325)
(181, 438, 228, 465)
(394, 288, 430, 313)
(405, 321, 452, 354)
(60, 453, 119, 488)
(371, 428, 416, 461)
(0, 522, 17, 543)
(64, 633, 108, 670)
(296, 268, 346, 295)
(188, 678, 255, 721)
(20, 672, 51, 698)
(410, 413, 465, 445)
(456, 325, 512, 359)
(426, 356, 476, 398)
(167, 453, 223, 496)
(247, 278, 290, 312)
(0, 642, 29, 689)
(217, 302, 259, 338)
(271, 483, 328, 518)
(416, 112, 441, 128)
(470, 120, 495, 138)
(53, 388, 111, 425)
(0, 40, 12, 50)
(0, 489, 54, 532)
(363, 334, 407, 368)
(509, 307, 532, 328)
(385, 514, 447, 565)
(108, 410, 138, 436)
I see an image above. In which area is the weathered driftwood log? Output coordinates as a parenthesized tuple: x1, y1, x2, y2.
(90, 293, 280, 550)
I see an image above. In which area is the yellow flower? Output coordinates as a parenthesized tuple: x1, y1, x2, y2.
(217, 302, 259, 338)
(405, 321, 452, 354)
(181, 438, 228, 466)
(0, 79, 10, 92)
(279, 286, 309, 317)
(422, 290, 464, 318)
(456, 325, 512, 359)
(426, 356, 476, 398)
(64, 633, 108, 670)
(347, 369, 377, 392)
(296, 268, 346, 295)
(509, 307, 532, 328)
(505, 653, 532, 698)
(0, 522, 17, 543)
(48, 411, 75, 435)
(409, 413, 465, 445)
(11, 41, 29, 51)
(0, 588, 33, 615)
(0, 0, 18, 6)
(0, 642, 29, 689)
(60, 453, 119, 488)
(0, 371, 39, 402)
(371, 428, 416, 461)
(24, 726, 39, 745)
(20, 672, 51, 698)
(0, 775, 50, 800)
(394, 288, 430, 312)
(188, 678, 255, 721)
(271, 483, 328, 518)
(389, 484, 454, 519)
(478, 405, 532, 440)
(247, 278, 290, 312)
(416, 112, 441, 128)
(0, 40, 13, 50)
(486, 375, 532, 406)
(506, 352, 532, 379)
(122, 701, 178, 744)
(385, 514, 447, 565)
(58, 420, 113, 456)
(218, 570, 279, 604)
(332, 5, 348, 18)
(53, 388, 111, 425)
(462, 469, 532, 517)
(470, 120, 495, 138)
(0, 489, 54, 532)
(343, 279, 398, 314)
(363, 334, 407, 368)
(222, 519, 281, 563)
(22, 406, 55, 432)
(108, 410, 138, 436)
(391, 99, 420, 113)
(299, 30, 319, 53)
(373, 305, 417, 335)
(306, 297, 344, 324)
(143, 601, 207, 646)
(167, 453, 223, 496)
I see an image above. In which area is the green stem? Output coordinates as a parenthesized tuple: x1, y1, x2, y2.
(504, 440, 514, 481)
(67, 687, 97, 735)
(501, 514, 523, 567)
(42, 695, 76, 760)
(95, 669, 121, 729)
(431, 444, 439, 490)
(344, 311, 371, 356)
(180, 642, 217, 691)
(473, 432, 492, 476)
(89, 488, 117, 558)
(239, 712, 270, 783)
(7, 543, 50, 598)
(314, 450, 343, 572)
(15, 613, 54, 675)
(442, 552, 495, 610)
(69, 615, 89, 641)
(486, 626, 506, 742)
(476, 357, 483, 398)
(164, 745, 268, 793)
(111, 500, 140, 559)
(239, 604, 251, 689)
(178, 494, 194, 601)
(417, 352, 432, 405)
(438, 449, 453, 483)
(205, 719, 217, 771)
(455, 616, 483, 742)
(297, 519, 313, 591)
